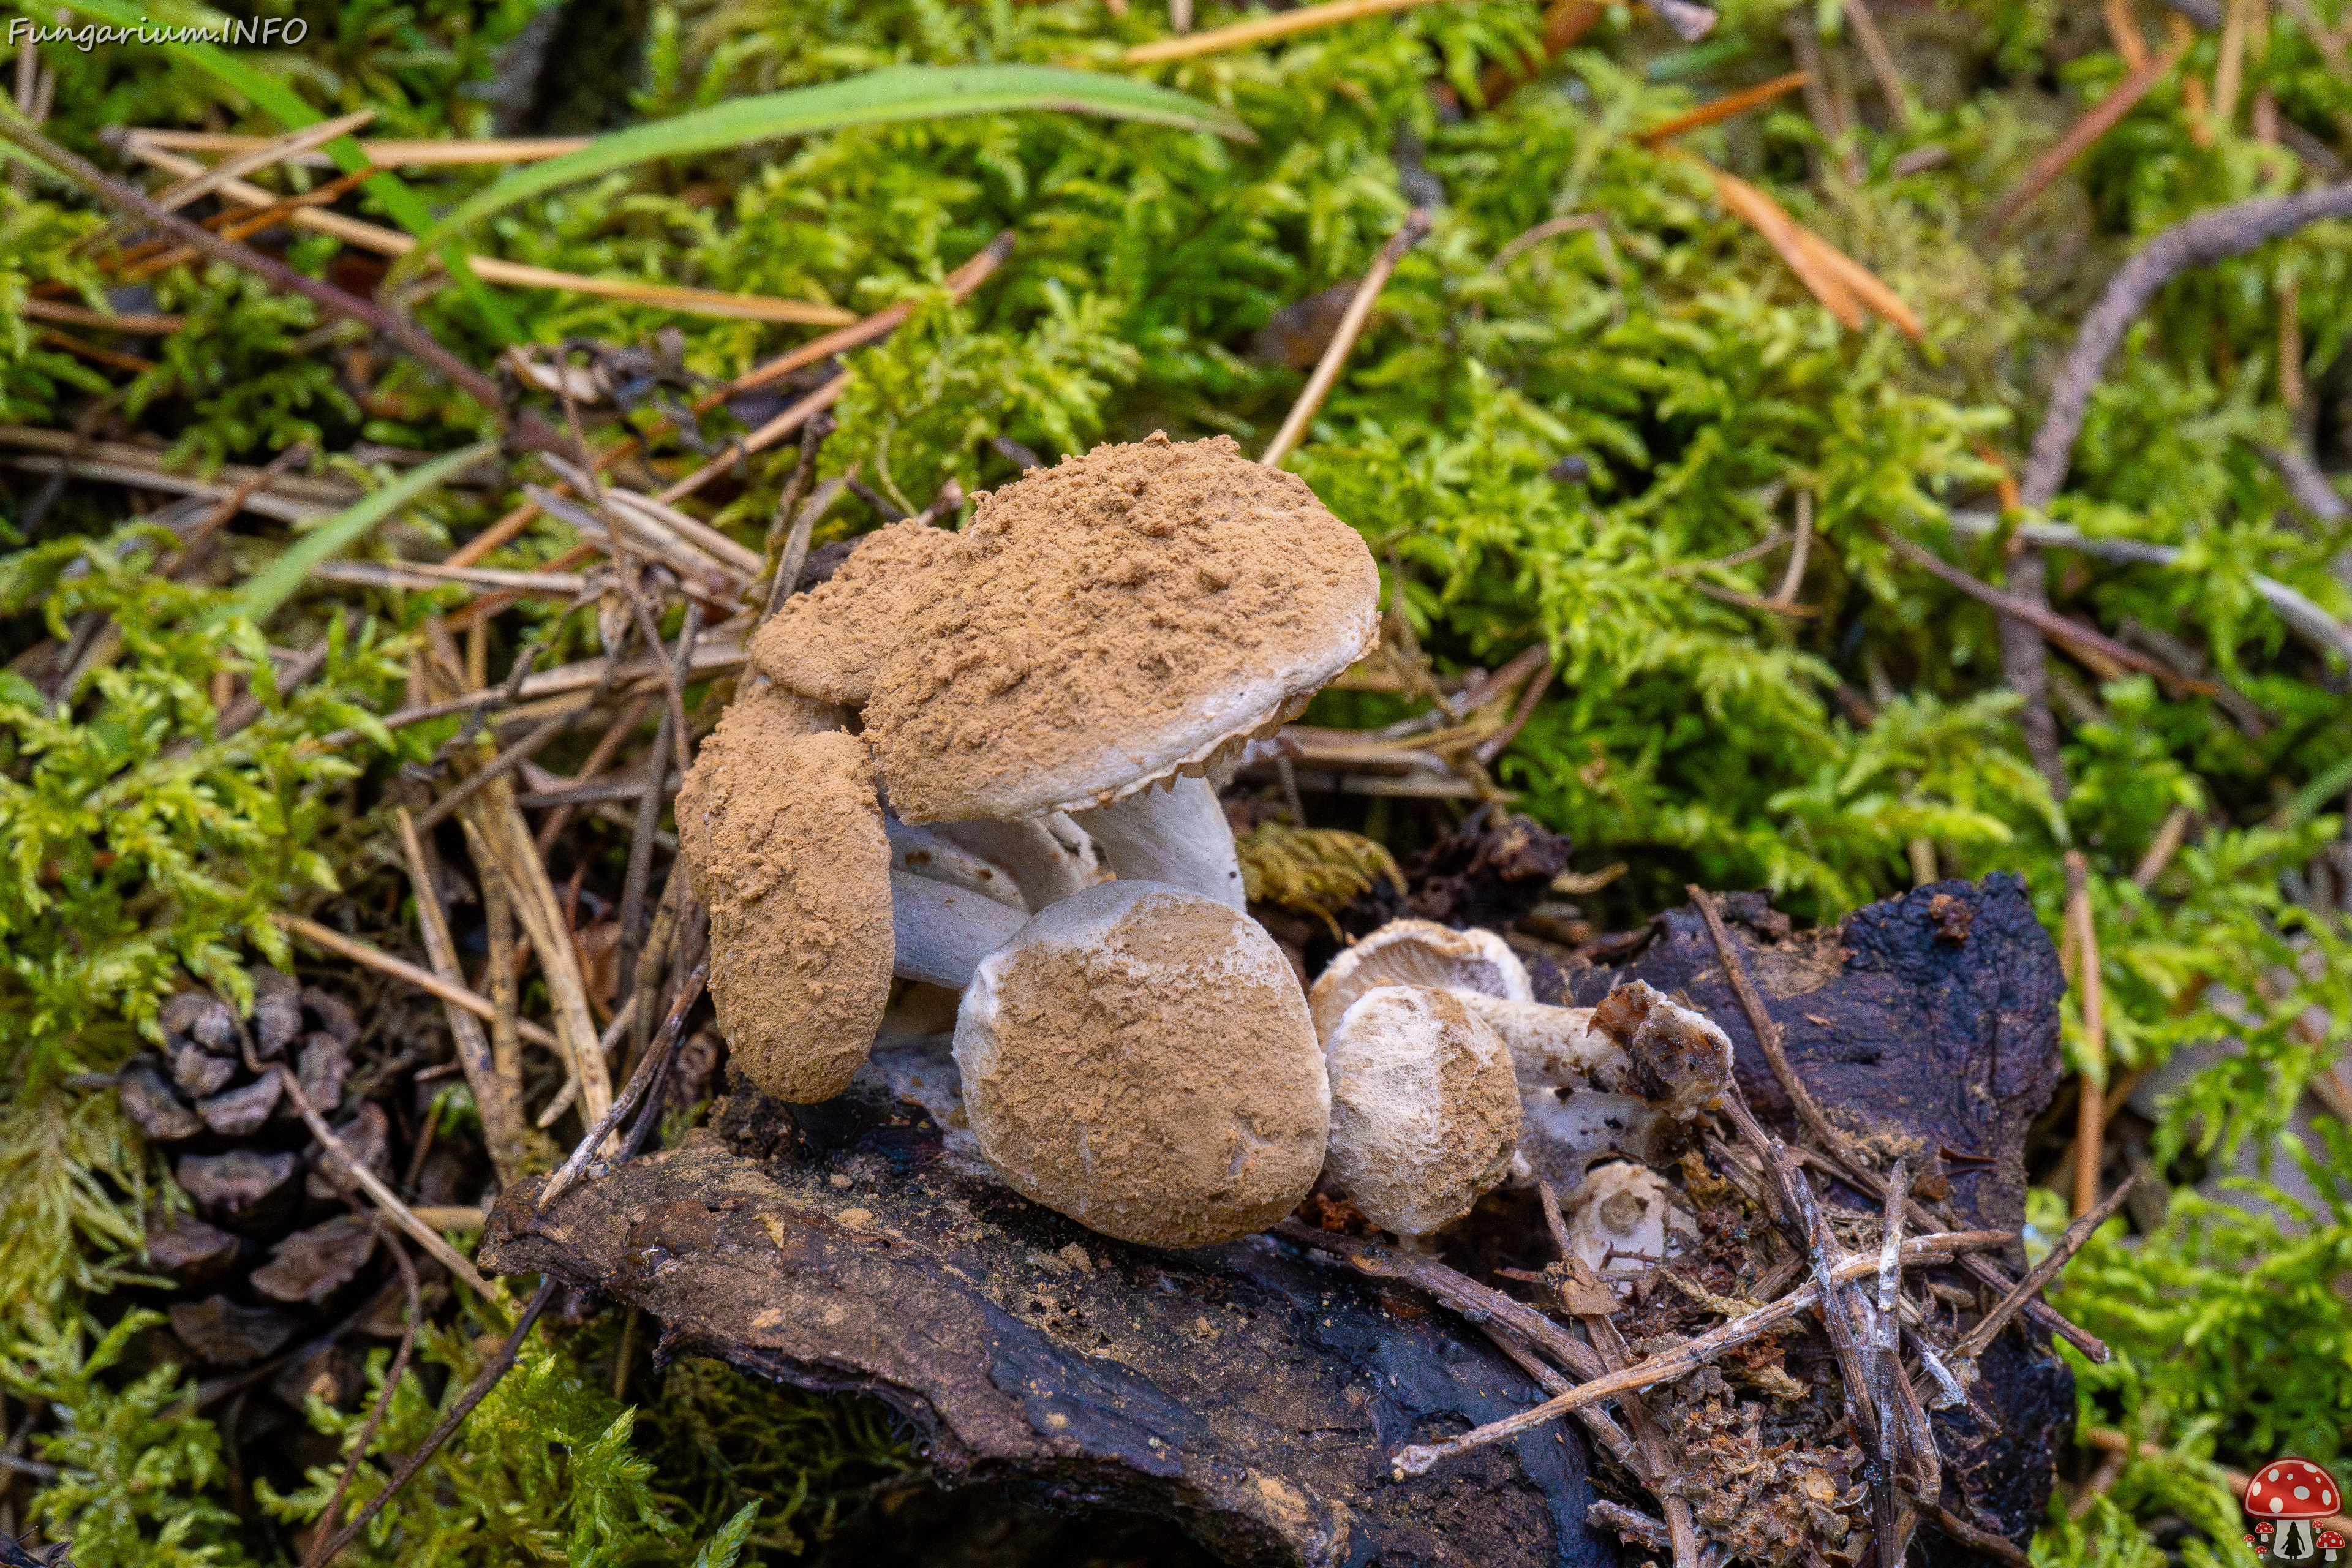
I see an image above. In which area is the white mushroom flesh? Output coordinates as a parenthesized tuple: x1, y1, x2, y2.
(1321, 985, 1522, 1245)
(1070, 771, 1247, 911)
(889, 870, 1028, 989)
(1558, 1162, 1693, 1291)
(1455, 993, 1630, 1091)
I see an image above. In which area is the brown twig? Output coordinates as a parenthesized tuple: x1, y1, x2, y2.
(1261, 207, 1432, 467)
(394, 808, 532, 1186)
(2024, 177, 2352, 504)
(555, 372, 691, 779)
(1842, 0, 1912, 130)
(1953, 1175, 2135, 1360)
(1879, 529, 2211, 696)
(616, 603, 701, 1012)
(1639, 71, 1812, 146)
(1913, 1493, 2034, 1567)
(533, 693, 655, 854)
(1689, 891, 2114, 1361)
(409, 708, 581, 834)
(1689, 886, 1852, 1156)
(756, 413, 835, 626)
(273, 911, 559, 1051)
(166, 443, 312, 576)
(2132, 803, 2195, 889)
(301, 1232, 418, 1568)
(273, 1055, 492, 1296)
(311, 1274, 557, 1564)
(2063, 851, 2111, 1216)
(0, 119, 505, 417)
(1381, 1230, 2010, 1477)
(535, 960, 709, 1210)
(1779, 1149, 1895, 1566)
(1978, 29, 2190, 238)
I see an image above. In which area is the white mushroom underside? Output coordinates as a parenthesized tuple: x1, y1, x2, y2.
(884, 816, 1030, 913)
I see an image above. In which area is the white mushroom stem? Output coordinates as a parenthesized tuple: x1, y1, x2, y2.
(885, 816, 1030, 912)
(932, 813, 1101, 911)
(1071, 773, 1246, 911)
(1455, 995, 1631, 1091)
(891, 870, 1027, 989)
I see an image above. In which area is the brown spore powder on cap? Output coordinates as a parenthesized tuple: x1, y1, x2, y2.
(957, 886, 1329, 1248)
(867, 433, 1379, 822)
(750, 519, 961, 706)
(676, 684, 889, 1104)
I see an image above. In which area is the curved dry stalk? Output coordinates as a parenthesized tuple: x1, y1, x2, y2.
(302, 1232, 419, 1568)
(1383, 1231, 2012, 1479)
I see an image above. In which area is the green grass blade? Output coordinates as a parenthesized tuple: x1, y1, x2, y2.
(58, 0, 522, 344)
(393, 64, 1253, 276)
(225, 442, 499, 624)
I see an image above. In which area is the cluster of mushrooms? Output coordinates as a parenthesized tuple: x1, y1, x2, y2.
(680, 432, 1681, 1258)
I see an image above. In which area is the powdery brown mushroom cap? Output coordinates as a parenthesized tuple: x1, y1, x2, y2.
(676, 687, 889, 1104)
(1307, 919, 1532, 1043)
(952, 880, 1330, 1248)
(1321, 985, 1521, 1242)
(867, 434, 1381, 823)
(749, 519, 960, 706)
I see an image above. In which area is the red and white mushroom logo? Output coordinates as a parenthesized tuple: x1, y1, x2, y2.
(2245, 1459, 2344, 1561)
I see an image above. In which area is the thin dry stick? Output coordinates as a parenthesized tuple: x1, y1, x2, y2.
(1126, 0, 1463, 61)
(1781, 1150, 1895, 1566)
(301, 1232, 417, 1568)
(1879, 529, 2208, 695)
(272, 911, 560, 1050)
(126, 167, 379, 280)
(409, 708, 582, 834)
(2132, 804, 2195, 889)
(165, 442, 311, 575)
(1689, 888, 2114, 1362)
(556, 377, 691, 778)
(1638, 71, 1812, 146)
(1842, 0, 1912, 129)
(614, 632, 694, 1013)
(475, 848, 546, 1137)
(1953, 1175, 2135, 1360)
(0, 120, 505, 415)
(1383, 1232, 2010, 1477)
(757, 413, 835, 625)
(535, 960, 709, 1210)
(148, 109, 375, 216)
(1535, 1183, 1702, 1568)
(1914, 1493, 2034, 1568)
(275, 1058, 492, 1295)
(312, 1274, 557, 1564)
(2064, 851, 2110, 1216)
(1261, 207, 1433, 467)
(2022, 178, 2352, 505)
(394, 809, 531, 1186)
(462, 783, 611, 1136)
(627, 861, 687, 1068)
(1978, 30, 2189, 238)
(1689, 886, 1850, 1155)
(535, 693, 655, 853)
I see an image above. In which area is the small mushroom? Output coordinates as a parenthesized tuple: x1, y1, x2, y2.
(1308, 918, 1631, 1091)
(1321, 985, 1520, 1248)
(749, 518, 960, 706)
(954, 880, 1330, 1247)
(1589, 979, 1736, 1121)
(867, 434, 1381, 909)
(1558, 1161, 1693, 1287)
(2317, 1530, 2343, 1561)
(678, 684, 1027, 1103)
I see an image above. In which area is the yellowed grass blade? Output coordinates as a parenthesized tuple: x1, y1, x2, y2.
(1127, 0, 1464, 63)
(1691, 160, 1866, 329)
